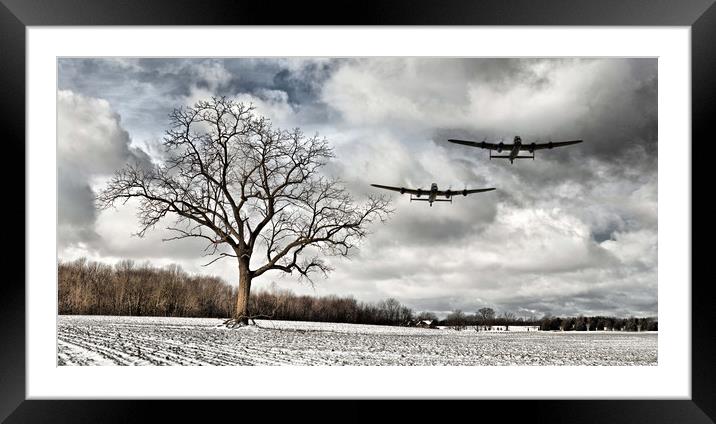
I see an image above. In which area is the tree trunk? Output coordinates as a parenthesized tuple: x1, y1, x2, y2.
(235, 258, 252, 325)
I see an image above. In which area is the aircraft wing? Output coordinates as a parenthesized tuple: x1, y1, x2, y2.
(447, 139, 513, 150)
(528, 139, 583, 150)
(435, 188, 496, 196)
(370, 184, 422, 195)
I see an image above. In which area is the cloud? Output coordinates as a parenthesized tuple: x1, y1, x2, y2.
(57, 90, 151, 250)
(57, 58, 658, 318)
(321, 58, 657, 163)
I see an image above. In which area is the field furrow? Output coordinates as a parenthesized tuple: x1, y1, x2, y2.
(57, 315, 658, 366)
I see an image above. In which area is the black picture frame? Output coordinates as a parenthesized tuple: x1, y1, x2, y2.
(2, 0, 712, 421)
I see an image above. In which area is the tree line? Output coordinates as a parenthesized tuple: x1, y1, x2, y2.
(58, 258, 412, 325)
(59, 258, 234, 318)
(443, 307, 657, 331)
(59, 259, 656, 330)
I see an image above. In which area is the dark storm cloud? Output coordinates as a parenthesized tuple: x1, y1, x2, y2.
(57, 171, 101, 246)
(59, 57, 338, 105)
(58, 58, 340, 143)
(397, 265, 656, 319)
(591, 228, 619, 243)
(496, 286, 658, 318)
(435, 58, 657, 163)
(271, 60, 336, 105)
(58, 172, 97, 226)
(368, 199, 498, 247)
(61, 58, 242, 99)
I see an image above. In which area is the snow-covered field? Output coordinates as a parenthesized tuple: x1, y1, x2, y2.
(57, 315, 657, 366)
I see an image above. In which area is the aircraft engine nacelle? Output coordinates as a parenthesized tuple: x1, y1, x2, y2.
(548, 141, 554, 149)
(416, 189, 422, 197)
(528, 142, 536, 153)
(497, 142, 504, 152)
(445, 190, 452, 199)
(400, 188, 406, 194)
(462, 189, 468, 196)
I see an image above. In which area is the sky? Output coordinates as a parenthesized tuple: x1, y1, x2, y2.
(57, 57, 658, 318)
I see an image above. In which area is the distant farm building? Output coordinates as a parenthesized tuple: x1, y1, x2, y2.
(476, 325, 540, 332)
(508, 325, 540, 332)
(404, 319, 438, 329)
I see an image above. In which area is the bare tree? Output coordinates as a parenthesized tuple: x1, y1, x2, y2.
(446, 310, 467, 330)
(381, 298, 402, 324)
(416, 311, 438, 321)
(97, 97, 391, 326)
(498, 311, 515, 331)
(476, 307, 495, 329)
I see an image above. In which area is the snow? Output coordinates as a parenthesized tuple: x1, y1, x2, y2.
(57, 315, 658, 366)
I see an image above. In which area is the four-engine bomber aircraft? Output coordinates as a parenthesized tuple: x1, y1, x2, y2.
(371, 183, 495, 207)
(447, 136, 583, 164)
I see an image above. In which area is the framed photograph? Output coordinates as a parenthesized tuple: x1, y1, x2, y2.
(4, 0, 712, 421)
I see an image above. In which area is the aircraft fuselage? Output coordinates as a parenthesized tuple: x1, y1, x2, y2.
(428, 183, 438, 206)
(509, 137, 522, 163)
